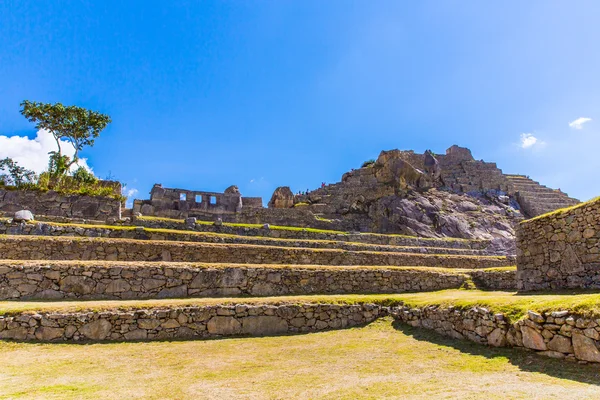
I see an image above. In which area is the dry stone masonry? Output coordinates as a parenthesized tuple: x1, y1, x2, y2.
(0, 261, 471, 300)
(0, 188, 121, 220)
(393, 305, 600, 364)
(0, 236, 511, 269)
(517, 197, 600, 291)
(0, 302, 387, 342)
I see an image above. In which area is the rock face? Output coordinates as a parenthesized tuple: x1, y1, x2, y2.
(224, 185, 241, 195)
(268, 186, 294, 209)
(373, 150, 430, 189)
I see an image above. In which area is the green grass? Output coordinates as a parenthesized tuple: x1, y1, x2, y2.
(0, 317, 599, 399)
(4, 289, 600, 321)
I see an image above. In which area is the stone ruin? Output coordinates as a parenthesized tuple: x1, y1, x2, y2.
(132, 184, 263, 219)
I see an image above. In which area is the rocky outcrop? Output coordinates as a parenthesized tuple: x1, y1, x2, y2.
(373, 150, 430, 189)
(268, 186, 294, 209)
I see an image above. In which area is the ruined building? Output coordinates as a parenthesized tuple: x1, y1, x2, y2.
(132, 184, 263, 219)
(129, 145, 579, 242)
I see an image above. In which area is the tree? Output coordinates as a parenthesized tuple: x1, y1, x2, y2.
(20, 100, 111, 176)
(0, 158, 37, 187)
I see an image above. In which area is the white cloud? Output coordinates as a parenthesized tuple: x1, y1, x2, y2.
(0, 129, 91, 174)
(519, 133, 544, 149)
(123, 187, 139, 208)
(568, 117, 592, 130)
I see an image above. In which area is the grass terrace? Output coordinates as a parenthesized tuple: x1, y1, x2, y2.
(0, 318, 599, 399)
(3, 289, 600, 320)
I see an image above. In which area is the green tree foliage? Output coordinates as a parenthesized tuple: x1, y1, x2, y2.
(0, 158, 37, 187)
(20, 100, 111, 176)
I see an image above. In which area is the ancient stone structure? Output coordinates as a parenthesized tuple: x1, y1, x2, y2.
(0, 302, 387, 342)
(0, 236, 511, 269)
(0, 261, 473, 300)
(517, 198, 600, 291)
(0, 220, 497, 256)
(0, 187, 121, 220)
(268, 186, 294, 209)
(393, 306, 600, 364)
(132, 184, 263, 219)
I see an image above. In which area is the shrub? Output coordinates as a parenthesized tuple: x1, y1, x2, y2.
(0, 158, 37, 188)
(361, 159, 375, 168)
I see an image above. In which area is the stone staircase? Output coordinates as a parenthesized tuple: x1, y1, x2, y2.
(506, 175, 579, 218)
(0, 218, 515, 342)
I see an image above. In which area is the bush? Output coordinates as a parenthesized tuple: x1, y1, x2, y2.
(361, 159, 375, 168)
(72, 167, 98, 185)
(0, 158, 37, 187)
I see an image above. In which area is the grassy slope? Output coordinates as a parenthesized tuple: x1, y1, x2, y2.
(4, 289, 600, 320)
(0, 318, 599, 399)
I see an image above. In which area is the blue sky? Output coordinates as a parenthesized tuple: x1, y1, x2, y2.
(1, 1, 599, 204)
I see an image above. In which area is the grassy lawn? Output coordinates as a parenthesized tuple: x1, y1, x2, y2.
(3, 289, 600, 320)
(0, 317, 598, 399)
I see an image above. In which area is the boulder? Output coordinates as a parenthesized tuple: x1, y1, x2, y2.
(224, 185, 241, 195)
(572, 333, 600, 362)
(80, 319, 112, 340)
(521, 326, 547, 350)
(207, 316, 241, 335)
(547, 334, 573, 354)
(241, 316, 289, 335)
(268, 186, 295, 209)
(374, 150, 427, 189)
(13, 210, 34, 222)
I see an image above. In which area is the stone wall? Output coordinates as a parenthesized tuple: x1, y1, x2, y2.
(133, 184, 263, 219)
(0, 262, 469, 300)
(469, 269, 517, 290)
(0, 189, 121, 220)
(0, 236, 511, 269)
(393, 305, 600, 364)
(0, 221, 488, 256)
(133, 217, 498, 253)
(516, 198, 600, 291)
(0, 302, 387, 341)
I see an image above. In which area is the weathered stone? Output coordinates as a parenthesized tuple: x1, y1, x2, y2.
(547, 334, 573, 354)
(520, 326, 547, 351)
(60, 276, 94, 295)
(80, 320, 112, 340)
(207, 317, 241, 335)
(487, 328, 506, 347)
(124, 329, 148, 340)
(572, 333, 600, 363)
(13, 210, 34, 222)
(241, 316, 288, 336)
(35, 326, 64, 341)
(268, 187, 294, 209)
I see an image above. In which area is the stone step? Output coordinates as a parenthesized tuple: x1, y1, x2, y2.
(0, 260, 480, 300)
(0, 295, 391, 342)
(0, 236, 512, 269)
(0, 221, 491, 256)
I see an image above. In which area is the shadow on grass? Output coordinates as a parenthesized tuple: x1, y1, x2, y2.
(392, 321, 600, 386)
